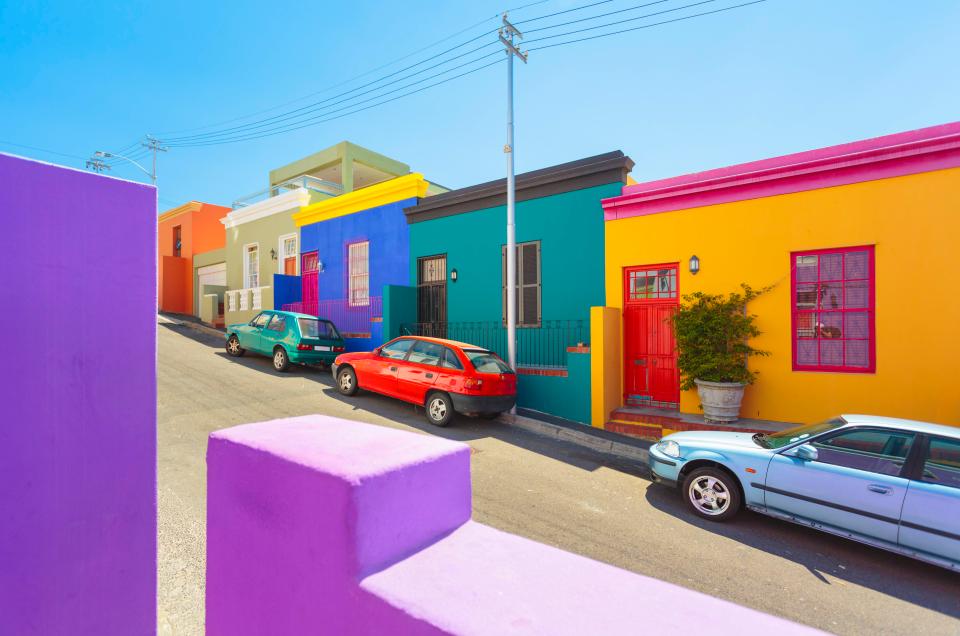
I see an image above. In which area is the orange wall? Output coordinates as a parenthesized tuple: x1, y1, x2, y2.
(158, 202, 228, 314)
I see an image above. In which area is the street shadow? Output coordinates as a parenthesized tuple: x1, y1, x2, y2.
(163, 324, 647, 478)
(644, 485, 960, 618)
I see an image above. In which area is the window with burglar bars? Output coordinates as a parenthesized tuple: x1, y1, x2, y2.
(348, 241, 370, 306)
(792, 245, 875, 372)
(501, 240, 541, 328)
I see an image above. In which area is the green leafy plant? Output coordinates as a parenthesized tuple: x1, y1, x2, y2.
(671, 284, 770, 391)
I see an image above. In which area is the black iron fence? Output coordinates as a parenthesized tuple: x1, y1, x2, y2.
(399, 320, 585, 368)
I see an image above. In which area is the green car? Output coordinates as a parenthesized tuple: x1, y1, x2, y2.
(225, 310, 345, 372)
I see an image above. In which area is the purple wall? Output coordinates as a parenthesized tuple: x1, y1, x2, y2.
(0, 154, 157, 634)
(207, 415, 820, 635)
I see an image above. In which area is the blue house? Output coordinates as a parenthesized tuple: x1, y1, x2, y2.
(286, 173, 437, 350)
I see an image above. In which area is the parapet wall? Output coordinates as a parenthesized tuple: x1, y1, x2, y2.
(207, 415, 818, 635)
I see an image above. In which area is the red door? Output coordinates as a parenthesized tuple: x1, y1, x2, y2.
(301, 251, 319, 315)
(623, 264, 679, 408)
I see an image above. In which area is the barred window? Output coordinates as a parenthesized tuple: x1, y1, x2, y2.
(501, 241, 541, 328)
(348, 241, 370, 307)
(792, 245, 875, 372)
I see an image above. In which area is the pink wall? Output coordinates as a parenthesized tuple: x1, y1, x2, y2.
(207, 415, 820, 634)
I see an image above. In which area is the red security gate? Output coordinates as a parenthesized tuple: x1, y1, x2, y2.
(623, 264, 679, 408)
(301, 251, 319, 316)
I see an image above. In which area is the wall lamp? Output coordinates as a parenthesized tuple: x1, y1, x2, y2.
(689, 254, 700, 275)
(270, 248, 277, 261)
(451, 268, 458, 283)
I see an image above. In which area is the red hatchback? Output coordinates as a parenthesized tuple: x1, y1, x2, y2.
(331, 336, 517, 427)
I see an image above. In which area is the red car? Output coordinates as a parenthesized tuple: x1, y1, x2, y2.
(331, 336, 517, 427)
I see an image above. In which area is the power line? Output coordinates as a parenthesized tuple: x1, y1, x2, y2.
(514, 0, 614, 25)
(165, 58, 506, 148)
(156, 3, 553, 138)
(527, 0, 767, 50)
(0, 140, 87, 162)
(524, 0, 672, 34)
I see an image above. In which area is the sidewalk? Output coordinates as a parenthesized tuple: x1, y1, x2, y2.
(503, 409, 651, 464)
(158, 312, 225, 339)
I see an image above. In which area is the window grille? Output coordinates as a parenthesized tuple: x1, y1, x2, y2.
(348, 241, 370, 307)
(792, 245, 875, 372)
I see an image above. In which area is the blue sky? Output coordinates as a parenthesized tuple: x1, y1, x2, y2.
(2, 0, 958, 210)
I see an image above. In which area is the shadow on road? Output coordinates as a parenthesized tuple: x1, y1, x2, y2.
(644, 485, 960, 619)
(162, 324, 647, 478)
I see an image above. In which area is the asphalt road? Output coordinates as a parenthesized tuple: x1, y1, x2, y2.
(157, 323, 960, 635)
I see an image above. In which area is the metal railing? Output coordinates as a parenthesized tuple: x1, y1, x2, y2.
(283, 296, 383, 337)
(232, 175, 344, 209)
(399, 320, 585, 368)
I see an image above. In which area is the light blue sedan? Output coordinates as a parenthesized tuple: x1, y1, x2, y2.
(648, 415, 960, 571)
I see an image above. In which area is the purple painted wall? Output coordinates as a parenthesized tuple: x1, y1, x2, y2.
(207, 415, 820, 635)
(0, 154, 157, 634)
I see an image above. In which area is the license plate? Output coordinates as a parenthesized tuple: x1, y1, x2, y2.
(314, 346, 331, 351)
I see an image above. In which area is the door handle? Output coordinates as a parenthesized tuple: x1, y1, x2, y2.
(389, 366, 398, 372)
(425, 372, 434, 379)
(867, 484, 892, 495)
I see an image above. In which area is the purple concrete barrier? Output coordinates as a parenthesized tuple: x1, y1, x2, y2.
(0, 154, 157, 634)
(207, 415, 820, 635)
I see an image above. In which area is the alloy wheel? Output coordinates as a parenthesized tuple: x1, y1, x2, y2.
(429, 397, 447, 422)
(688, 475, 731, 516)
(228, 338, 239, 354)
(339, 372, 353, 392)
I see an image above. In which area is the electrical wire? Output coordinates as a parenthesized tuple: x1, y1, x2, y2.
(524, 0, 672, 34)
(0, 140, 87, 162)
(527, 0, 766, 50)
(514, 0, 614, 25)
(165, 58, 506, 148)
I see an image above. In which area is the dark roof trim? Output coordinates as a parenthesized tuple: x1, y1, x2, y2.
(404, 151, 634, 224)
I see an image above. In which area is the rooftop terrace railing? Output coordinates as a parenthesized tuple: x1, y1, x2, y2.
(231, 175, 344, 209)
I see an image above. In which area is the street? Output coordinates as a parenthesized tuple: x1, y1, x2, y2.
(158, 323, 959, 635)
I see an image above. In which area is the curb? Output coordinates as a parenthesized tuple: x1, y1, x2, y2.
(181, 321, 226, 339)
(501, 412, 650, 464)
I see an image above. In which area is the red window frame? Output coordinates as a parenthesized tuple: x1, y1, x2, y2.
(791, 245, 875, 373)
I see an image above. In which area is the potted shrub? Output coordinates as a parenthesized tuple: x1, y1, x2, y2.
(671, 284, 769, 422)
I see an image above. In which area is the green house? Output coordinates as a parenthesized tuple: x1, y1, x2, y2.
(400, 151, 633, 424)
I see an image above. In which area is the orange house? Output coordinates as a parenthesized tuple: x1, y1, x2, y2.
(158, 201, 229, 315)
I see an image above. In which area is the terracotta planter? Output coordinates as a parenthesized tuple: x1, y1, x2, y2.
(694, 379, 745, 423)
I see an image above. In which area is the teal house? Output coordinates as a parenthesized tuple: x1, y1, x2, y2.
(398, 151, 633, 424)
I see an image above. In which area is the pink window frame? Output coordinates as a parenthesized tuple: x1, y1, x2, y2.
(790, 244, 876, 373)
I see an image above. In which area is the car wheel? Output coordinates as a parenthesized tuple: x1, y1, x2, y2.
(425, 392, 454, 427)
(682, 467, 741, 522)
(226, 335, 245, 357)
(479, 412, 500, 420)
(272, 347, 290, 372)
(336, 366, 359, 396)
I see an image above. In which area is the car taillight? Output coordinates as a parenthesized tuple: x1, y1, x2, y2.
(296, 343, 312, 351)
(464, 378, 484, 390)
(333, 346, 345, 352)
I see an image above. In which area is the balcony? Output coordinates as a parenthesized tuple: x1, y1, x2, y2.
(231, 175, 344, 210)
(225, 286, 271, 313)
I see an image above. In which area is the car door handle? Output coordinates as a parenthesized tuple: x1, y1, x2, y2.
(867, 484, 892, 495)
(389, 366, 398, 372)
(425, 373, 434, 379)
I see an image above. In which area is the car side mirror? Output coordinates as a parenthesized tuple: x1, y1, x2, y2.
(788, 444, 818, 462)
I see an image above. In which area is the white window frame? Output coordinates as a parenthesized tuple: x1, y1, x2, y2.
(278, 233, 298, 275)
(243, 242, 260, 289)
(348, 240, 370, 307)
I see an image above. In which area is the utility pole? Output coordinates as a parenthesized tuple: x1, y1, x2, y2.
(85, 158, 111, 173)
(142, 135, 168, 187)
(500, 13, 527, 379)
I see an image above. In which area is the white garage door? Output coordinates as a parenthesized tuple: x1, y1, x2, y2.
(197, 263, 227, 314)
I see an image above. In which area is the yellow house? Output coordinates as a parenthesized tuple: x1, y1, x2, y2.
(592, 122, 960, 431)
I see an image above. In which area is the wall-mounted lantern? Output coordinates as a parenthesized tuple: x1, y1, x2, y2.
(318, 260, 326, 273)
(270, 248, 277, 261)
(451, 268, 458, 283)
(689, 254, 700, 276)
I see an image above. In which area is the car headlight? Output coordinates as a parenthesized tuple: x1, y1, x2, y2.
(656, 440, 680, 458)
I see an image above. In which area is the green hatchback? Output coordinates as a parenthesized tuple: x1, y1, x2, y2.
(225, 310, 345, 372)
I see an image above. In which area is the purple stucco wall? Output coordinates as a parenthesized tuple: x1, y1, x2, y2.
(207, 415, 820, 635)
(0, 154, 157, 634)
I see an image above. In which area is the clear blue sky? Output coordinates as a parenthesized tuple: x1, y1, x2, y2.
(2, 0, 958, 210)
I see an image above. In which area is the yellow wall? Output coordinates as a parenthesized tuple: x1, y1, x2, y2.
(604, 167, 960, 426)
(590, 306, 623, 427)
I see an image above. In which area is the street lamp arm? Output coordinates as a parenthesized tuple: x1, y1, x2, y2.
(96, 151, 153, 181)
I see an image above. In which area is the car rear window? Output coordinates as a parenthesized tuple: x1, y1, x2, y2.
(298, 318, 340, 339)
(463, 349, 514, 374)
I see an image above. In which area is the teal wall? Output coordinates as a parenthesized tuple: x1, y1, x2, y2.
(408, 181, 621, 425)
(383, 284, 416, 341)
(408, 183, 620, 325)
